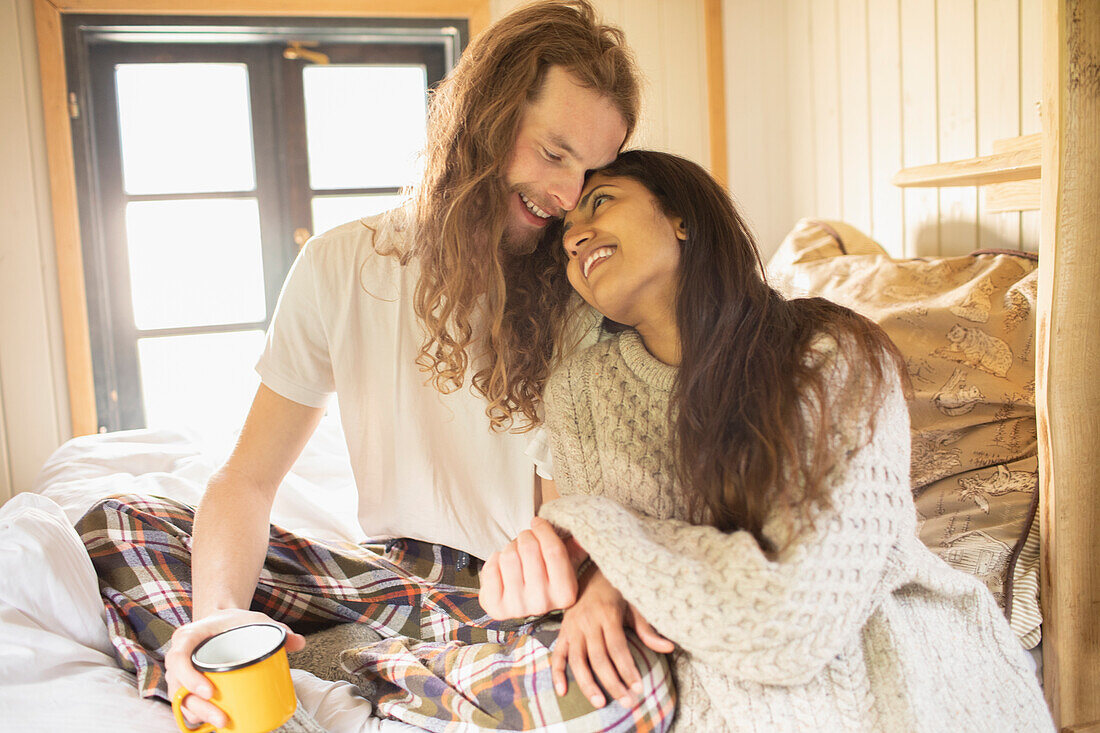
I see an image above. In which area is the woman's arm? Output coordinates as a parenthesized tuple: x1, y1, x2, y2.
(167, 384, 323, 727)
(550, 564, 674, 709)
(541, 359, 913, 686)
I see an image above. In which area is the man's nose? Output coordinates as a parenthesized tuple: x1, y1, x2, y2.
(548, 173, 584, 212)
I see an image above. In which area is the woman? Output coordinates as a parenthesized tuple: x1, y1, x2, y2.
(479, 150, 1052, 730)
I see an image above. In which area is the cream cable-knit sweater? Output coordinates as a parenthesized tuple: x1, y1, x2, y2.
(539, 329, 1052, 732)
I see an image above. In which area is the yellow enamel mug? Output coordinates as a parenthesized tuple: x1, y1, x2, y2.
(172, 623, 296, 733)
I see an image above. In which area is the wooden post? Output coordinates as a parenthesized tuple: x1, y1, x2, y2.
(704, 0, 728, 186)
(1037, 0, 1100, 729)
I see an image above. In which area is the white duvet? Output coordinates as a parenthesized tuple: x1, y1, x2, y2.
(0, 419, 417, 732)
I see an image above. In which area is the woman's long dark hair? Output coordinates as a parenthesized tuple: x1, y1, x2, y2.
(594, 151, 907, 549)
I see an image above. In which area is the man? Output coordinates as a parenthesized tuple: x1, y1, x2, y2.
(78, 2, 674, 730)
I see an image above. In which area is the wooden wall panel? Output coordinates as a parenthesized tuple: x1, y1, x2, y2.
(747, 0, 1041, 259)
(785, 0, 816, 246)
(1019, 0, 1041, 251)
(722, 0, 792, 252)
(837, 0, 872, 236)
(810, 0, 843, 220)
(608, 0, 670, 150)
(900, 0, 939, 257)
(936, 0, 978, 256)
(661, 0, 709, 167)
(866, 0, 905, 257)
(977, 0, 1022, 250)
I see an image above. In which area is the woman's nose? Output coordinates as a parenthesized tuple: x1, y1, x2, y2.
(562, 229, 589, 258)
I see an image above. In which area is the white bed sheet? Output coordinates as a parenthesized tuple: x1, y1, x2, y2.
(0, 417, 416, 732)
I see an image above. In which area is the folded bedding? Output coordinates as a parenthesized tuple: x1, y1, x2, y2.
(0, 493, 178, 731)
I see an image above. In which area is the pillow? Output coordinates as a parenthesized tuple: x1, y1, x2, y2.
(766, 218, 889, 269)
(767, 219, 1041, 649)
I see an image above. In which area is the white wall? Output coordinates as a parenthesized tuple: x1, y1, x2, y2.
(0, 0, 71, 505)
(721, 0, 795, 255)
(728, 0, 1043, 260)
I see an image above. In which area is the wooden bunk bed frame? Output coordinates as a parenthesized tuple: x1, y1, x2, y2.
(893, 1, 1099, 729)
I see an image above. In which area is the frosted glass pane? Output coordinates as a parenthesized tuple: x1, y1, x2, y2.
(139, 330, 265, 441)
(116, 63, 255, 194)
(126, 199, 266, 330)
(311, 194, 404, 235)
(303, 65, 427, 189)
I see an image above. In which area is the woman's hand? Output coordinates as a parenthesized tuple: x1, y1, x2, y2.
(166, 609, 305, 728)
(479, 517, 587, 620)
(551, 567, 675, 709)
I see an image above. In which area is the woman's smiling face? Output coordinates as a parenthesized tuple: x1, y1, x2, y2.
(561, 172, 686, 330)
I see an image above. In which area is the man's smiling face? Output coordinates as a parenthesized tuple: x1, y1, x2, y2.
(500, 66, 628, 252)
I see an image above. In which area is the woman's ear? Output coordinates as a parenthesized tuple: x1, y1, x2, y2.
(672, 217, 688, 242)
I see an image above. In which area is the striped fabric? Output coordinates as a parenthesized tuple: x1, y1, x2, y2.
(1009, 513, 1042, 649)
(77, 495, 675, 732)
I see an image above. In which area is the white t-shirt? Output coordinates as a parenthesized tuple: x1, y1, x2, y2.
(256, 209, 537, 560)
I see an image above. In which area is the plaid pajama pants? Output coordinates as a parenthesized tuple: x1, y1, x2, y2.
(76, 494, 676, 732)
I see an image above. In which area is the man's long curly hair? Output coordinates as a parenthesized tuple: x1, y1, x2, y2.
(407, 0, 639, 432)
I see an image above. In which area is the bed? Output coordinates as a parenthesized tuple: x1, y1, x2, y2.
(0, 415, 422, 732)
(3, 0, 1097, 731)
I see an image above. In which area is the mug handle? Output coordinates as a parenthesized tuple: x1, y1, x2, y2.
(172, 686, 218, 733)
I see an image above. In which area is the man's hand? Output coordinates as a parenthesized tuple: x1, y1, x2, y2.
(479, 517, 587, 619)
(551, 567, 675, 709)
(166, 609, 305, 729)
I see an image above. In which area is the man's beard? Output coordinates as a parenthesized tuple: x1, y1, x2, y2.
(501, 221, 542, 255)
(499, 186, 544, 255)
